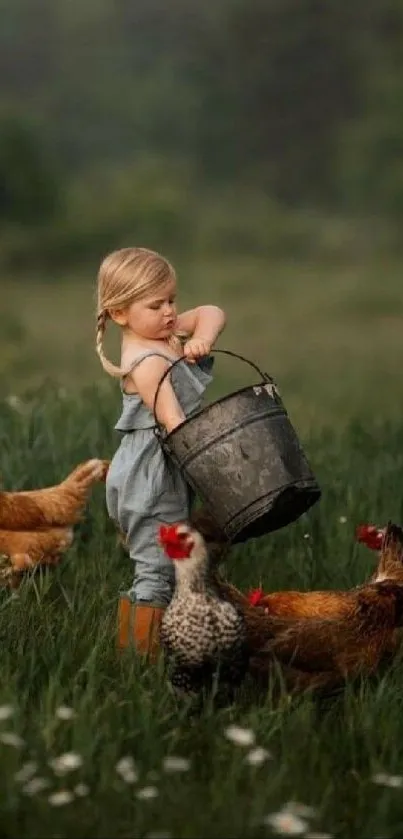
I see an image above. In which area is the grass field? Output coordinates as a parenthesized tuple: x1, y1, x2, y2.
(1, 251, 403, 837)
(3, 251, 403, 431)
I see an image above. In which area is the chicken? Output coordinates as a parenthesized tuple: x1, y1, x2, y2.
(0, 528, 73, 588)
(369, 522, 403, 585)
(245, 586, 363, 620)
(0, 458, 109, 530)
(363, 521, 403, 657)
(216, 577, 403, 693)
(213, 522, 403, 694)
(253, 581, 403, 686)
(158, 522, 249, 700)
(356, 523, 384, 553)
(0, 458, 109, 587)
(221, 522, 396, 622)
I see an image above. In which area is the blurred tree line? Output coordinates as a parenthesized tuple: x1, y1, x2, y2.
(0, 0, 403, 264)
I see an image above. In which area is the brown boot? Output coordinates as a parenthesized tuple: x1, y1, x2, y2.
(117, 596, 165, 662)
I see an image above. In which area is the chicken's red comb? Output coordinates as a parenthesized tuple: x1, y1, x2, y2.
(355, 524, 384, 551)
(159, 523, 181, 544)
(247, 587, 265, 607)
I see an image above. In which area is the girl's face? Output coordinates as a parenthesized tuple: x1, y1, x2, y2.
(114, 278, 178, 340)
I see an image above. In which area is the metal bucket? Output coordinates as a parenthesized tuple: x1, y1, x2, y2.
(153, 350, 321, 544)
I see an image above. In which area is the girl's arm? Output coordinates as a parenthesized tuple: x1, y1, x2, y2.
(130, 356, 185, 433)
(176, 305, 226, 362)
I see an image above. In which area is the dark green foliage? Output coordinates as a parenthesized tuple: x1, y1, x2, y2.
(1, 0, 403, 215)
(0, 118, 63, 225)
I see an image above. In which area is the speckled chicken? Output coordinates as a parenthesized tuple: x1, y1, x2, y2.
(158, 522, 249, 700)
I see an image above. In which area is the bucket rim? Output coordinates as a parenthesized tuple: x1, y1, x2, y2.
(159, 381, 283, 443)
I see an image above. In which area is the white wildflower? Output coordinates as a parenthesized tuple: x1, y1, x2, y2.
(136, 786, 159, 800)
(339, 516, 347, 524)
(264, 811, 308, 835)
(303, 533, 311, 540)
(15, 761, 38, 783)
(162, 755, 190, 773)
(115, 755, 138, 784)
(23, 777, 50, 796)
(372, 772, 403, 788)
(49, 752, 83, 775)
(0, 705, 14, 721)
(48, 790, 75, 806)
(245, 747, 272, 766)
(55, 705, 76, 721)
(0, 732, 24, 747)
(74, 783, 89, 797)
(5, 395, 25, 413)
(224, 725, 256, 747)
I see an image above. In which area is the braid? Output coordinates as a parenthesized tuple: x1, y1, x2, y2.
(95, 311, 123, 378)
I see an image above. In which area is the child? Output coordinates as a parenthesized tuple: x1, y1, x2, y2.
(96, 246, 226, 659)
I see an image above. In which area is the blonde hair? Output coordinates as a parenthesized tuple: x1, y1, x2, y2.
(96, 246, 178, 377)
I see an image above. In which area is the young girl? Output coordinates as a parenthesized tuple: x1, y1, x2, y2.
(96, 246, 226, 660)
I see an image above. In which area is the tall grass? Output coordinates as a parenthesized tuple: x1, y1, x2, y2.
(3, 250, 403, 435)
(1, 388, 403, 837)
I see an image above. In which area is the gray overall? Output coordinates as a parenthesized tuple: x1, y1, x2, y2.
(105, 351, 214, 606)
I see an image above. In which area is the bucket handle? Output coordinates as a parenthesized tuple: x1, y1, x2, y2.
(152, 348, 272, 432)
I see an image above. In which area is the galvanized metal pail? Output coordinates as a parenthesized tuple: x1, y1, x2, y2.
(153, 350, 321, 544)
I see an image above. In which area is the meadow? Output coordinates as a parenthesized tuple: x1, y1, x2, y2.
(1, 250, 403, 838)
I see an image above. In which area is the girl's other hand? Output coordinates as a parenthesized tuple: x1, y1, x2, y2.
(183, 338, 211, 363)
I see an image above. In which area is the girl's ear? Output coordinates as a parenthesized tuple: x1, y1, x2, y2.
(109, 308, 128, 326)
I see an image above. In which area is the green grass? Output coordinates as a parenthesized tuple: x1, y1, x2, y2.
(2, 250, 403, 433)
(1, 248, 403, 836)
(2, 387, 403, 838)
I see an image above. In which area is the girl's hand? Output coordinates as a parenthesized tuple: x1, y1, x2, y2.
(183, 337, 211, 363)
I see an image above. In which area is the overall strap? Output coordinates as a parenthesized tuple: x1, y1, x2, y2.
(120, 350, 179, 391)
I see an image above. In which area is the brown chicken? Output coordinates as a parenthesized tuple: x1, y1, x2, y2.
(248, 581, 403, 693)
(197, 519, 403, 694)
(0, 458, 109, 586)
(364, 521, 403, 658)
(231, 520, 403, 621)
(0, 528, 74, 587)
(366, 522, 403, 585)
(0, 458, 109, 530)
